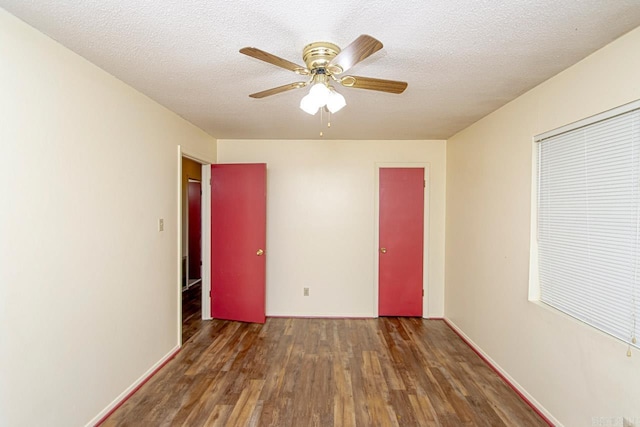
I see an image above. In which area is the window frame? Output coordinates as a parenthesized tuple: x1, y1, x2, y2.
(529, 99, 640, 349)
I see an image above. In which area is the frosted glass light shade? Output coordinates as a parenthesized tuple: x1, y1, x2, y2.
(300, 94, 319, 115)
(308, 82, 330, 106)
(326, 90, 346, 113)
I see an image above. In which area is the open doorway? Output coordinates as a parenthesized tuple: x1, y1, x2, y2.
(181, 156, 204, 344)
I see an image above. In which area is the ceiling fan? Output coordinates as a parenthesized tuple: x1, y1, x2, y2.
(239, 35, 408, 115)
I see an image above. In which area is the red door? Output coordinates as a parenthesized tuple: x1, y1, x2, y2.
(211, 164, 267, 324)
(188, 181, 201, 281)
(378, 168, 424, 316)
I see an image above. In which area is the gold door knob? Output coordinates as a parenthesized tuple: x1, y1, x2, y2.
(380, 247, 387, 254)
(256, 249, 264, 256)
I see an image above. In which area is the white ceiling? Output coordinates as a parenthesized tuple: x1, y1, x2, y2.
(2, 1, 640, 140)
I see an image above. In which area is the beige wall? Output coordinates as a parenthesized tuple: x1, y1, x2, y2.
(0, 9, 216, 427)
(445, 27, 640, 425)
(218, 139, 446, 318)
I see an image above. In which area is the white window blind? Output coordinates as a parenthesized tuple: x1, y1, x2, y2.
(536, 104, 640, 350)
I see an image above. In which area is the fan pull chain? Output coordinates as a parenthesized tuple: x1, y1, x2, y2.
(318, 108, 334, 137)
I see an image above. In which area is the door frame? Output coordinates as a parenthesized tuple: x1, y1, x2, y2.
(186, 178, 202, 285)
(373, 163, 431, 318)
(177, 146, 213, 347)
(200, 163, 212, 321)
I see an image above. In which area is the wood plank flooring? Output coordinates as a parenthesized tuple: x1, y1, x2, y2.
(103, 318, 548, 426)
(181, 283, 202, 344)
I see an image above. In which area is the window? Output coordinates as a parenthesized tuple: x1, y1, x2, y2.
(534, 101, 640, 350)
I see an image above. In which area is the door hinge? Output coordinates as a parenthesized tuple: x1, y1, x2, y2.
(422, 289, 424, 297)
(209, 178, 212, 185)
(209, 290, 212, 297)
(423, 180, 426, 188)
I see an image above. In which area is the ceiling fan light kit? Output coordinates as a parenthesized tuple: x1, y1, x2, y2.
(240, 35, 407, 119)
(299, 75, 347, 115)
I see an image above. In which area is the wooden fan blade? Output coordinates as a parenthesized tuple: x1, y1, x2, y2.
(240, 47, 309, 74)
(340, 75, 408, 94)
(328, 35, 383, 74)
(249, 82, 307, 99)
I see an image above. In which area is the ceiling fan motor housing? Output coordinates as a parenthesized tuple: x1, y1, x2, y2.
(302, 42, 343, 74)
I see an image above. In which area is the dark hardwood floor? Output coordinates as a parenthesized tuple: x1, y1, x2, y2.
(103, 317, 548, 426)
(182, 283, 202, 344)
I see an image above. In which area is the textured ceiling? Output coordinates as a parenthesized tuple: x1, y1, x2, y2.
(2, 1, 640, 140)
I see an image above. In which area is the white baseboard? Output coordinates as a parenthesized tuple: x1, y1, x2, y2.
(86, 345, 181, 427)
(444, 318, 562, 427)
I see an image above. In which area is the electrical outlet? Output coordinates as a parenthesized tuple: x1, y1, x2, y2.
(158, 218, 164, 232)
(303, 287, 309, 296)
